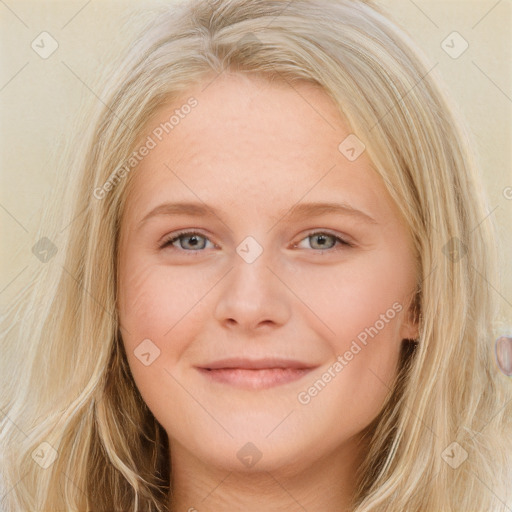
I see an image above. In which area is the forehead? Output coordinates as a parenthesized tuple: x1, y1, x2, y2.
(167, 73, 349, 169)
(123, 73, 394, 223)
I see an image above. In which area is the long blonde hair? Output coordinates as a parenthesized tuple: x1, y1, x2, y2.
(1, 1, 510, 510)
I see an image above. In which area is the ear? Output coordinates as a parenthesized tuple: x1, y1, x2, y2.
(399, 290, 420, 341)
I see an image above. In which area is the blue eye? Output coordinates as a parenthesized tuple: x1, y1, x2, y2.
(295, 232, 352, 251)
(160, 232, 214, 251)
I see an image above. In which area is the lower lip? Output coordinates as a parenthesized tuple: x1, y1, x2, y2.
(197, 367, 314, 389)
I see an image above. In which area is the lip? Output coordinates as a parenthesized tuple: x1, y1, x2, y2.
(195, 358, 318, 389)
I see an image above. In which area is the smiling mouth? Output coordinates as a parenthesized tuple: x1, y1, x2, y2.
(196, 358, 318, 389)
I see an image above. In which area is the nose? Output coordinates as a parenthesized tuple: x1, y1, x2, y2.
(213, 247, 291, 332)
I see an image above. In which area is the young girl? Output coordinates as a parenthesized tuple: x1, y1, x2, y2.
(1, 1, 510, 510)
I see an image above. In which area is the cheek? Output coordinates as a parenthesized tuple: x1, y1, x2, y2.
(303, 245, 413, 347)
(118, 257, 211, 357)
(117, 259, 217, 431)
(297, 248, 413, 409)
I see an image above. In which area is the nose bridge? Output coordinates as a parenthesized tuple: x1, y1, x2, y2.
(213, 235, 290, 329)
(238, 241, 272, 286)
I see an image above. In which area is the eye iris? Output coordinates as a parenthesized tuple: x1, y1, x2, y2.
(181, 234, 206, 250)
(311, 234, 335, 250)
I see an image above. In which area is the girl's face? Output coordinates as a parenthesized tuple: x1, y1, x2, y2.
(118, 73, 419, 474)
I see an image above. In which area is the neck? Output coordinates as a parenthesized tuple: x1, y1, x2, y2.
(167, 436, 366, 512)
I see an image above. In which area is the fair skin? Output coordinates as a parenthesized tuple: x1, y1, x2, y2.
(118, 73, 419, 512)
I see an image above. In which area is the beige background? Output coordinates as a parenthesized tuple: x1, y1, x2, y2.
(0, 0, 511, 326)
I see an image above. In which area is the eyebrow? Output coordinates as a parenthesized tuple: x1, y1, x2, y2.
(138, 201, 378, 228)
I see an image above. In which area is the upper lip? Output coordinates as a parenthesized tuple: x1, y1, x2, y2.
(197, 358, 318, 370)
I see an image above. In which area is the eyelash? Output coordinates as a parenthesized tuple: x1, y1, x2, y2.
(159, 230, 354, 253)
